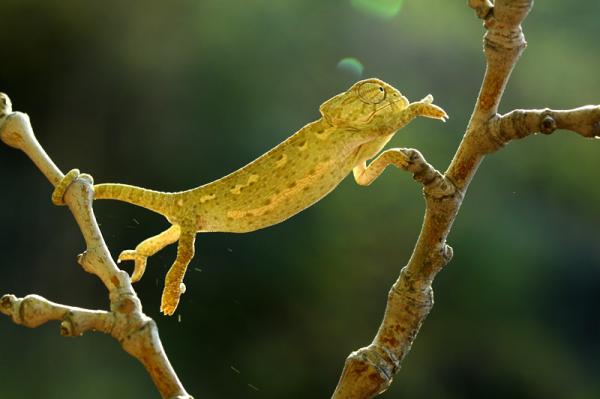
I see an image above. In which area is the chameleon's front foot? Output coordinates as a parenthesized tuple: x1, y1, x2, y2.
(117, 250, 148, 283)
(414, 95, 449, 122)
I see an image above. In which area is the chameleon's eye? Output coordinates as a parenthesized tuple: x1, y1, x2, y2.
(357, 82, 386, 104)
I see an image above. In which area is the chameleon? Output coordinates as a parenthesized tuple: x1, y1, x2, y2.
(90, 78, 448, 315)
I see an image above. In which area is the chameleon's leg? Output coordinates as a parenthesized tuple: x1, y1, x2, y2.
(160, 226, 196, 316)
(353, 148, 414, 186)
(118, 224, 181, 282)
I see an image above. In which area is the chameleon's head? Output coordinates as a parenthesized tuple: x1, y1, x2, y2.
(319, 78, 409, 130)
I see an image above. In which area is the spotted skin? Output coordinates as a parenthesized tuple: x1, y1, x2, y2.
(93, 78, 448, 315)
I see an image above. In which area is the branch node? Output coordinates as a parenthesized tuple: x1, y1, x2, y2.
(484, 0, 533, 52)
(469, 0, 494, 20)
(0, 294, 15, 315)
(593, 121, 600, 138)
(76, 251, 86, 265)
(0, 92, 12, 121)
(60, 319, 76, 337)
(115, 295, 139, 315)
(443, 244, 454, 263)
(77, 249, 100, 276)
(0, 112, 29, 150)
(540, 114, 556, 135)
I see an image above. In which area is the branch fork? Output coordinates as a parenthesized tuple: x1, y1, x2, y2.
(333, 0, 599, 397)
(0, 107, 192, 399)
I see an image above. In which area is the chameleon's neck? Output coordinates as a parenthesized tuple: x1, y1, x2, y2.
(94, 183, 176, 217)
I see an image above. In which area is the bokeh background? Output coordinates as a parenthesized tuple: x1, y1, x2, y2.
(0, 1, 599, 398)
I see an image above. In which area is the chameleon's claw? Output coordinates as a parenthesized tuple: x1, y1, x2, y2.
(117, 250, 148, 283)
(431, 105, 449, 122)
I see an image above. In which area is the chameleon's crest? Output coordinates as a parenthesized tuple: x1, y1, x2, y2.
(319, 78, 409, 129)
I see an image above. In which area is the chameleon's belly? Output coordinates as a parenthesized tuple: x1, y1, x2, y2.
(188, 121, 362, 233)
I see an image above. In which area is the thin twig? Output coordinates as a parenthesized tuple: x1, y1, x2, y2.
(492, 106, 600, 143)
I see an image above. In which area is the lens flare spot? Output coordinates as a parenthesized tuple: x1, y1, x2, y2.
(337, 57, 364, 78)
(351, 0, 404, 19)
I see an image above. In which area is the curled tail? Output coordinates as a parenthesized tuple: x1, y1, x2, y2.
(94, 183, 176, 217)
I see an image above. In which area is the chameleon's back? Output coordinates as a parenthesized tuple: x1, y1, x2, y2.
(94, 78, 428, 235)
(186, 119, 366, 233)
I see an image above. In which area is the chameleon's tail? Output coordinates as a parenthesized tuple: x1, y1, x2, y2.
(94, 183, 176, 217)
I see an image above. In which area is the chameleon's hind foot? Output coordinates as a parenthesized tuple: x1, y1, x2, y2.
(160, 282, 186, 316)
(117, 250, 148, 283)
(159, 227, 196, 316)
(117, 225, 182, 283)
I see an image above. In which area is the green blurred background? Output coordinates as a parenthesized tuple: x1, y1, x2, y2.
(0, 1, 599, 398)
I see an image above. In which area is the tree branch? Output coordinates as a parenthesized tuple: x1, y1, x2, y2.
(0, 111, 192, 399)
(1, 294, 113, 335)
(333, 0, 597, 397)
(491, 106, 600, 143)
